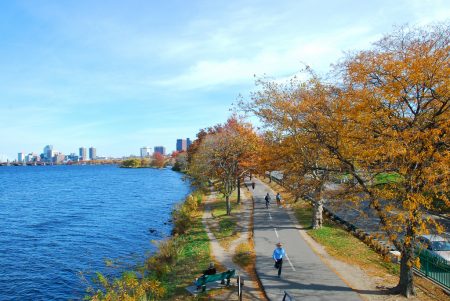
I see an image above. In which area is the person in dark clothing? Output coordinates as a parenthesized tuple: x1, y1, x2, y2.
(251, 182, 255, 189)
(265, 193, 271, 209)
(196, 262, 217, 290)
(203, 262, 216, 275)
(276, 192, 282, 207)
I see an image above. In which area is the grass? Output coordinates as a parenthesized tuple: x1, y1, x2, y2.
(374, 172, 402, 185)
(166, 212, 212, 299)
(209, 192, 241, 249)
(291, 199, 400, 276)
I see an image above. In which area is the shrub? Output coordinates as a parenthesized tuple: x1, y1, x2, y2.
(233, 242, 254, 268)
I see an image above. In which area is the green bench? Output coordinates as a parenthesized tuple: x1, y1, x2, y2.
(195, 269, 236, 292)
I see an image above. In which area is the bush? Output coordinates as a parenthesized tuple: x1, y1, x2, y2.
(88, 271, 166, 301)
(172, 194, 200, 235)
(233, 242, 254, 268)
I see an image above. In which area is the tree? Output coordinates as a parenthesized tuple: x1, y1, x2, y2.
(188, 117, 260, 215)
(244, 23, 449, 297)
(242, 75, 342, 229)
(151, 152, 166, 168)
(332, 24, 450, 297)
(172, 152, 188, 172)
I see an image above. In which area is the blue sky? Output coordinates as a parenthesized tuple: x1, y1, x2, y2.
(1, 0, 449, 160)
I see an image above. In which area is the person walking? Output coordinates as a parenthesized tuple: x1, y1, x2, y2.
(276, 192, 282, 207)
(252, 181, 256, 189)
(265, 193, 271, 209)
(273, 242, 286, 277)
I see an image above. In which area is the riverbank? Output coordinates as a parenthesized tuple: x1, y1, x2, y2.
(87, 190, 213, 300)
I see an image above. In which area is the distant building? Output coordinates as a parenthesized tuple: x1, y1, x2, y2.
(89, 147, 97, 160)
(140, 146, 152, 158)
(176, 139, 187, 152)
(25, 153, 39, 162)
(67, 153, 79, 162)
(187, 138, 192, 150)
(18, 152, 25, 162)
(53, 152, 65, 164)
(176, 138, 192, 152)
(43, 145, 54, 161)
(154, 146, 166, 155)
(79, 147, 87, 161)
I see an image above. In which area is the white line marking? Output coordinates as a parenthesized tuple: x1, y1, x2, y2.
(274, 227, 279, 238)
(285, 253, 296, 271)
(268, 212, 272, 220)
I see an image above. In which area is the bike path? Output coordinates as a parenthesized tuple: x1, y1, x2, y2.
(248, 178, 362, 301)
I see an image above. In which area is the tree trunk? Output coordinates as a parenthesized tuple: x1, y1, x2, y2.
(226, 195, 231, 215)
(395, 240, 416, 297)
(237, 177, 241, 204)
(312, 198, 323, 229)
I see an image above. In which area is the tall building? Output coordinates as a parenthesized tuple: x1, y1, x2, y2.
(140, 146, 152, 157)
(187, 138, 192, 150)
(89, 147, 97, 160)
(18, 152, 25, 162)
(176, 139, 187, 152)
(154, 146, 166, 155)
(79, 147, 87, 161)
(25, 153, 39, 162)
(43, 145, 53, 161)
(54, 152, 65, 164)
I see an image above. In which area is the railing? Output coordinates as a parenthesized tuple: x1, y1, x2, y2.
(237, 275, 244, 301)
(416, 250, 450, 289)
(282, 290, 294, 301)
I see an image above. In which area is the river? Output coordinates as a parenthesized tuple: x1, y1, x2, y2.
(0, 165, 191, 300)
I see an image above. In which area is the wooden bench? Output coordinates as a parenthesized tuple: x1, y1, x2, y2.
(195, 269, 236, 292)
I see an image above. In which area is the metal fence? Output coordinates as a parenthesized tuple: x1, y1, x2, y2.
(416, 250, 450, 288)
(282, 291, 294, 301)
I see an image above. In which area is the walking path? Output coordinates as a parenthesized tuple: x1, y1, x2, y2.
(200, 188, 264, 300)
(248, 177, 363, 301)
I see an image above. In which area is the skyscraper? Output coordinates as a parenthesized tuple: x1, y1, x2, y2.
(18, 152, 25, 162)
(89, 147, 97, 160)
(43, 145, 53, 161)
(176, 139, 187, 152)
(187, 138, 192, 150)
(154, 146, 166, 155)
(140, 146, 152, 157)
(79, 147, 87, 161)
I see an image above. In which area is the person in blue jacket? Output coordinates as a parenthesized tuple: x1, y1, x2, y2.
(273, 242, 286, 277)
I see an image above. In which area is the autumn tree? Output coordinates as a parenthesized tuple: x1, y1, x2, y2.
(332, 24, 450, 297)
(224, 116, 261, 203)
(242, 76, 342, 229)
(245, 24, 449, 297)
(171, 151, 188, 172)
(151, 152, 166, 168)
(188, 117, 260, 215)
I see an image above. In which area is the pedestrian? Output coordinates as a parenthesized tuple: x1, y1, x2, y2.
(276, 192, 282, 207)
(265, 193, 271, 209)
(203, 262, 216, 276)
(273, 242, 286, 277)
(195, 262, 217, 290)
(252, 181, 255, 189)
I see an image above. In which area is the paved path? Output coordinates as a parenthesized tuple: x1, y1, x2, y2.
(248, 177, 363, 301)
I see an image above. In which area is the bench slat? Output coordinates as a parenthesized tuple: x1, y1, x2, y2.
(197, 269, 235, 285)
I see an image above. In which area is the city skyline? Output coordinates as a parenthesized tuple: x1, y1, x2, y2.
(1, 1, 449, 160)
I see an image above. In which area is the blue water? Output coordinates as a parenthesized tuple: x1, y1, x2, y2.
(0, 165, 191, 300)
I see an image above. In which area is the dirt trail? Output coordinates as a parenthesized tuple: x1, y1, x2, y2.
(201, 188, 265, 300)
